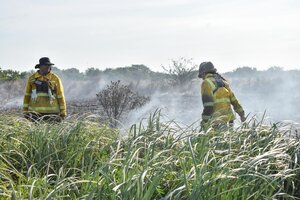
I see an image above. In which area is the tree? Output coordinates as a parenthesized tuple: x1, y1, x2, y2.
(0, 68, 4, 80)
(62, 68, 84, 79)
(96, 80, 150, 127)
(266, 66, 283, 72)
(0, 69, 21, 81)
(85, 67, 102, 78)
(162, 58, 197, 88)
(233, 66, 257, 77)
(20, 71, 30, 79)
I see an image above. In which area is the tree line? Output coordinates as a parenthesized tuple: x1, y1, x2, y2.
(1, 63, 298, 83)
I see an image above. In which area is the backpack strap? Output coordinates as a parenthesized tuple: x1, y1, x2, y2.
(206, 76, 226, 94)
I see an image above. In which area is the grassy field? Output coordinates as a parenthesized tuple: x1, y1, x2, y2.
(0, 111, 299, 199)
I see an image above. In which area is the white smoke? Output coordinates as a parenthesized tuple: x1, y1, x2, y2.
(1, 68, 300, 126)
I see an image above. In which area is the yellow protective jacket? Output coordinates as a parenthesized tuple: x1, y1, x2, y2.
(23, 71, 67, 117)
(201, 73, 244, 124)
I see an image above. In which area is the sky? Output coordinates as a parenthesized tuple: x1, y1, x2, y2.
(1, 0, 300, 73)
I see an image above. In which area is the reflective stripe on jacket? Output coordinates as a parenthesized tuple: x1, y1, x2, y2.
(23, 71, 67, 116)
(201, 73, 244, 123)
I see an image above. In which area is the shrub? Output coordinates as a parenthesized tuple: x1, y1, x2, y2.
(96, 80, 150, 127)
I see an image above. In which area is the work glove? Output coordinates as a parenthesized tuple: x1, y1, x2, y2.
(31, 89, 37, 102)
(60, 113, 66, 120)
(240, 115, 246, 122)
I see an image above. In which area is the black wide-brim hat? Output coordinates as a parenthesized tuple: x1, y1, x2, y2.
(35, 57, 55, 68)
(198, 61, 216, 78)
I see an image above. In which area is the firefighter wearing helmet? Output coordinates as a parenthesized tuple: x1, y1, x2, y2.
(198, 62, 246, 129)
(23, 57, 67, 121)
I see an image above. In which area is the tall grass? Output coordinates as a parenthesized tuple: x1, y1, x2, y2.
(0, 111, 299, 199)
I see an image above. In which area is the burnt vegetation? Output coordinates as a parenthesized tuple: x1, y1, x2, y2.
(96, 80, 150, 127)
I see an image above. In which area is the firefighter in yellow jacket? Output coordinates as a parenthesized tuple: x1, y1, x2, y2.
(23, 57, 66, 121)
(198, 62, 246, 129)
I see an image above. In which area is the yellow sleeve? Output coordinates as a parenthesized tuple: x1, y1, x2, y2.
(201, 80, 214, 122)
(23, 78, 32, 112)
(228, 86, 244, 117)
(56, 77, 67, 116)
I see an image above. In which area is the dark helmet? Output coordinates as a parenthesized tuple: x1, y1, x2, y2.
(198, 62, 216, 78)
(35, 57, 55, 69)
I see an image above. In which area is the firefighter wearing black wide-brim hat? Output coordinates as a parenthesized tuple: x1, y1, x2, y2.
(23, 57, 67, 122)
(198, 62, 246, 129)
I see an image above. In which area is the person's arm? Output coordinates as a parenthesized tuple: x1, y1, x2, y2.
(228, 86, 246, 121)
(56, 77, 67, 118)
(23, 78, 32, 113)
(201, 80, 214, 122)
